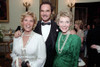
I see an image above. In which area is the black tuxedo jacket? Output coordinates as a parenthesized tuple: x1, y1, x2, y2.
(87, 26, 100, 54)
(86, 26, 100, 67)
(34, 20, 59, 67)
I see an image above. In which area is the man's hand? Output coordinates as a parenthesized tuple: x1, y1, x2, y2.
(14, 30, 22, 38)
(91, 44, 100, 49)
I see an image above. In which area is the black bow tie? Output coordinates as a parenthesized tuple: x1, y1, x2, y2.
(41, 22, 51, 26)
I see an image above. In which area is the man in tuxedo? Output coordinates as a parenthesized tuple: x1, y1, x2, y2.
(34, 2, 59, 67)
(14, 2, 59, 67)
(87, 18, 100, 67)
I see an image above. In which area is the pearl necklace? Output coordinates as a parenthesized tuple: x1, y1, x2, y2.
(58, 31, 70, 54)
(23, 33, 31, 36)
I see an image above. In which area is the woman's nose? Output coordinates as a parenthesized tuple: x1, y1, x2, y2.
(63, 22, 67, 26)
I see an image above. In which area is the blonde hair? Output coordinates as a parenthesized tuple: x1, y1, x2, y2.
(75, 20, 83, 29)
(56, 11, 73, 30)
(21, 11, 37, 30)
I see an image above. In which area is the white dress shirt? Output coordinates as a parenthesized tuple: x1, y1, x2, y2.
(10, 31, 46, 67)
(41, 20, 51, 42)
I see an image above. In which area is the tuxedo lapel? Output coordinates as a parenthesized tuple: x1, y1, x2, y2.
(46, 20, 58, 46)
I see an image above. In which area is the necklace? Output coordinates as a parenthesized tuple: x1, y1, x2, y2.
(23, 34, 30, 36)
(58, 31, 70, 54)
(23, 33, 31, 36)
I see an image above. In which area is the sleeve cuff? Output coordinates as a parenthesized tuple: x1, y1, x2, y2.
(97, 47, 100, 53)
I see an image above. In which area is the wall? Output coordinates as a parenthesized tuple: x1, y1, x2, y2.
(0, 0, 39, 30)
(58, 0, 100, 12)
(0, 0, 100, 30)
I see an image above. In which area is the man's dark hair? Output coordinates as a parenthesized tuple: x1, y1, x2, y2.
(40, 1, 54, 12)
(93, 18, 100, 27)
